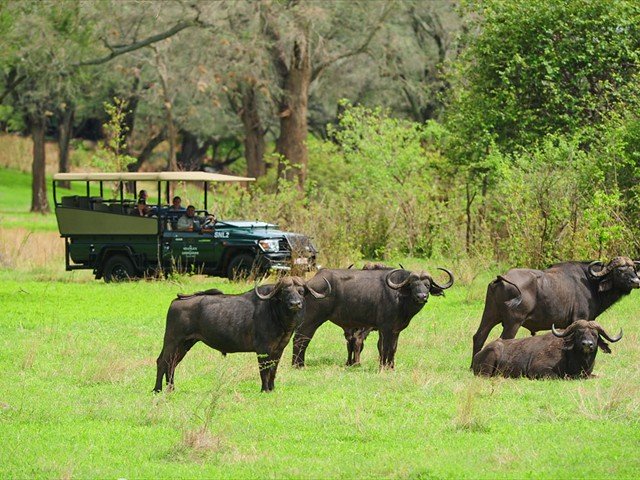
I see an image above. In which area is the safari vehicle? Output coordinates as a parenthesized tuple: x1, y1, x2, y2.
(53, 172, 318, 282)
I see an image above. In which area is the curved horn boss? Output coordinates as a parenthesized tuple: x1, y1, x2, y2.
(431, 268, 454, 290)
(386, 268, 411, 289)
(306, 277, 332, 299)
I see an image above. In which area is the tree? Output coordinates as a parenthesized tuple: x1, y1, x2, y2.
(446, 0, 640, 155)
(259, 0, 395, 187)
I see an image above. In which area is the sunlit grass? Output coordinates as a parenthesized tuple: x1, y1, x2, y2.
(0, 271, 638, 478)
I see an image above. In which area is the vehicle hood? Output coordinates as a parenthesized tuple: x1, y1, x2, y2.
(218, 220, 279, 229)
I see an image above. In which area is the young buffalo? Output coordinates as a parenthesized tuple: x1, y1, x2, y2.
(154, 276, 328, 392)
(472, 320, 622, 379)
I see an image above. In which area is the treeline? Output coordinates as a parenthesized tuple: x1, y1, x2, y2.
(2, 0, 640, 266)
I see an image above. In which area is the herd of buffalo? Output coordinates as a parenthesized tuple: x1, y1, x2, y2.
(154, 256, 637, 392)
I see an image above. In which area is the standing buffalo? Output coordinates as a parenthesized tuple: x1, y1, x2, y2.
(472, 320, 623, 379)
(292, 266, 454, 369)
(154, 276, 329, 392)
(343, 263, 392, 366)
(472, 257, 639, 364)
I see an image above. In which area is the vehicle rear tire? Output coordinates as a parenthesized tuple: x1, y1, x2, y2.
(227, 253, 256, 281)
(103, 254, 136, 283)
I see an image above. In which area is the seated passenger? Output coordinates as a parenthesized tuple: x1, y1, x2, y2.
(132, 201, 150, 217)
(138, 190, 148, 205)
(176, 205, 215, 231)
(170, 196, 185, 212)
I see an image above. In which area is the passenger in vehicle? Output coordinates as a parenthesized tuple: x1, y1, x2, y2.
(177, 205, 215, 231)
(138, 190, 148, 204)
(170, 196, 185, 212)
(132, 201, 150, 217)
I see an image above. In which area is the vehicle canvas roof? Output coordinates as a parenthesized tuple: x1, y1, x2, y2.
(53, 171, 256, 182)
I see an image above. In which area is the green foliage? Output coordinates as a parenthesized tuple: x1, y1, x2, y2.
(90, 98, 136, 173)
(448, 0, 640, 156)
(327, 102, 448, 258)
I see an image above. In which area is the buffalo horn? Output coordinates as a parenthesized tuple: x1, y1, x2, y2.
(306, 277, 332, 299)
(255, 281, 279, 300)
(595, 324, 623, 343)
(431, 268, 454, 290)
(386, 268, 411, 289)
(634, 260, 640, 271)
(551, 324, 571, 338)
(588, 260, 609, 278)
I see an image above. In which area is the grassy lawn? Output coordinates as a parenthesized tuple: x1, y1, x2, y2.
(0, 270, 638, 478)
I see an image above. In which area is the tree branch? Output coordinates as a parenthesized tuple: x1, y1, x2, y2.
(311, 1, 396, 82)
(260, 4, 290, 85)
(0, 68, 26, 105)
(73, 18, 200, 67)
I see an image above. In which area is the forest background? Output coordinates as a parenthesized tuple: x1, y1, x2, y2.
(2, 0, 640, 269)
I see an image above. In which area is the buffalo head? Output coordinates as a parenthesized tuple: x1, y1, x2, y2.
(254, 276, 331, 311)
(552, 320, 623, 354)
(386, 268, 454, 304)
(588, 256, 640, 293)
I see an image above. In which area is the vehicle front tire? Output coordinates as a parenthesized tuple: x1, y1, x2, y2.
(226, 253, 256, 281)
(103, 254, 136, 283)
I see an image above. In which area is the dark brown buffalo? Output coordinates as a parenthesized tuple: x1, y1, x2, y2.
(342, 263, 392, 366)
(472, 257, 639, 365)
(293, 266, 453, 369)
(472, 320, 623, 379)
(154, 276, 328, 392)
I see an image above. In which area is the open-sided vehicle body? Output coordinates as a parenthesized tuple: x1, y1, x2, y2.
(53, 172, 317, 282)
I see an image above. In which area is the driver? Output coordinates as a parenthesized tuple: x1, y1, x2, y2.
(176, 205, 216, 231)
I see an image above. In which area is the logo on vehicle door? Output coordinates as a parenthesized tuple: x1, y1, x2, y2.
(181, 245, 198, 258)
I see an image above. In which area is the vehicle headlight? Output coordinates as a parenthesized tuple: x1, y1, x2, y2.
(258, 239, 280, 252)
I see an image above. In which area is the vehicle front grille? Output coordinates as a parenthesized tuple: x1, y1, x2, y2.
(284, 234, 317, 256)
(278, 239, 290, 252)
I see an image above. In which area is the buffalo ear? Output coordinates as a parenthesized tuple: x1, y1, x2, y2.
(598, 338, 612, 354)
(430, 287, 444, 297)
(598, 278, 613, 292)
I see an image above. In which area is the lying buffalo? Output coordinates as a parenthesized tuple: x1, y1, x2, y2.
(154, 276, 328, 392)
(292, 266, 453, 369)
(472, 320, 623, 379)
(472, 256, 639, 365)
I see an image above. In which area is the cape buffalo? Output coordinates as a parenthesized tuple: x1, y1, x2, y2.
(154, 276, 329, 392)
(292, 266, 454, 369)
(471, 256, 639, 365)
(342, 263, 392, 366)
(472, 320, 623, 379)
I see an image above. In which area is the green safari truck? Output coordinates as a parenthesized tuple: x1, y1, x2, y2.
(53, 171, 318, 282)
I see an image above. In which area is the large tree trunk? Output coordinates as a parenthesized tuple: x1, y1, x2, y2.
(276, 38, 311, 188)
(30, 112, 50, 213)
(241, 85, 266, 178)
(177, 130, 210, 171)
(57, 104, 74, 189)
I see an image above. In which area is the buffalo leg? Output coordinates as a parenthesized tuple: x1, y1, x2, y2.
(292, 320, 324, 368)
(471, 314, 501, 367)
(268, 351, 284, 391)
(349, 329, 370, 366)
(258, 352, 279, 392)
(344, 329, 359, 366)
(378, 330, 399, 369)
(154, 339, 196, 392)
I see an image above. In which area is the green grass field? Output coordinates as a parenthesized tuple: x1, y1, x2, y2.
(1, 165, 639, 478)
